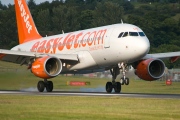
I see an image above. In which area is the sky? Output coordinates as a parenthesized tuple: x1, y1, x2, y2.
(1, 0, 54, 5)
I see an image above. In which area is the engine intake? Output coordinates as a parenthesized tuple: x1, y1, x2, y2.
(135, 59, 165, 81)
(31, 56, 62, 79)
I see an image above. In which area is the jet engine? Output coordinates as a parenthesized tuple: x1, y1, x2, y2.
(31, 56, 62, 79)
(135, 59, 165, 81)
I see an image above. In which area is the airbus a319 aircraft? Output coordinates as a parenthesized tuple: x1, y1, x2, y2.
(0, 0, 180, 93)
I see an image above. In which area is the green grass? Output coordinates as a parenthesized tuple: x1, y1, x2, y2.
(0, 61, 24, 69)
(0, 95, 180, 120)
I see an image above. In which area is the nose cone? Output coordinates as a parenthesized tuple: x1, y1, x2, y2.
(135, 37, 150, 58)
(139, 38, 150, 54)
(120, 36, 150, 63)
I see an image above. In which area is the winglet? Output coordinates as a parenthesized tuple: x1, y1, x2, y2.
(170, 56, 179, 63)
(14, 0, 42, 44)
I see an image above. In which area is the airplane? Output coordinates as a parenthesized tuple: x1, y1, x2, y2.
(0, 0, 180, 93)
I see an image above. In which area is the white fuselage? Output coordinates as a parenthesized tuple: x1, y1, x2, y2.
(12, 23, 150, 73)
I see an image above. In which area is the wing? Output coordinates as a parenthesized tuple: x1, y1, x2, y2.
(0, 49, 78, 65)
(143, 51, 180, 63)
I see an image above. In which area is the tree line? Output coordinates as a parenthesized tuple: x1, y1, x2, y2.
(0, 0, 180, 68)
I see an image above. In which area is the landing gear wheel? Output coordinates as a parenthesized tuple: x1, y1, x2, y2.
(114, 82, 121, 93)
(106, 82, 113, 93)
(37, 81, 45, 92)
(120, 78, 125, 85)
(46, 81, 53, 92)
(125, 78, 129, 85)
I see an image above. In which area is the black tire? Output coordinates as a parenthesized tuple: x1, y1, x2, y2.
(114, 82, 121, 93)
(120, 78, 125, 85)
(37, 81, 45, 92)
(125, 78, 129, 85)
(46, 81, 53, 92)
(106, 82, 113, 93)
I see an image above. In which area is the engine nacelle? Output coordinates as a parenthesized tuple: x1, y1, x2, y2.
(31, 56, 62, 79)
(135, 59, 165, 81)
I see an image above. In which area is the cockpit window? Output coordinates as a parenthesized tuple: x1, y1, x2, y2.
(122, 32, 128, 37)
(118, 31, 146, 38)
(129, 32, 138, 36)
(118, 32, 124, 38)
(139, 32, 146, 36)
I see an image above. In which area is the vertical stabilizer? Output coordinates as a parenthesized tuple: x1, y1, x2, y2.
(14, 0, 42, 44)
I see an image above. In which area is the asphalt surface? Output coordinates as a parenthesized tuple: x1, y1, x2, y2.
(0, 90, 180, 99)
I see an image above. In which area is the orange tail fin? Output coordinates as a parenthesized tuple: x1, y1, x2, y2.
(14, 0, 42, 44)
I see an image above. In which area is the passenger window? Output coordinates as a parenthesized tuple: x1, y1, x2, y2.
(122, 32, 128, 37)
(129, 32, 139, 36)
(139, 32, 146, 36)
(118, 32, 124, 38)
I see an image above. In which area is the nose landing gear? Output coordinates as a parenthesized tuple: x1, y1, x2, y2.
(120, 63, 130, 85)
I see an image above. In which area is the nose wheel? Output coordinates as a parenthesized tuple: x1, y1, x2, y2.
(120, 77, 129, 85)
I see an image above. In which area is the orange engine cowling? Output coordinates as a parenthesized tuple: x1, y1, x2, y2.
(135, 59, 165, 81)
(31, 56, 62, 79)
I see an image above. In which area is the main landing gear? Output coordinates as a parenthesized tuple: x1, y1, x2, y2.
(105, 63, 130, 93)
(37, 79, 53, 92)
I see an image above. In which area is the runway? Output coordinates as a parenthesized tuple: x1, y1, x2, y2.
(0, 90, 180, 99)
